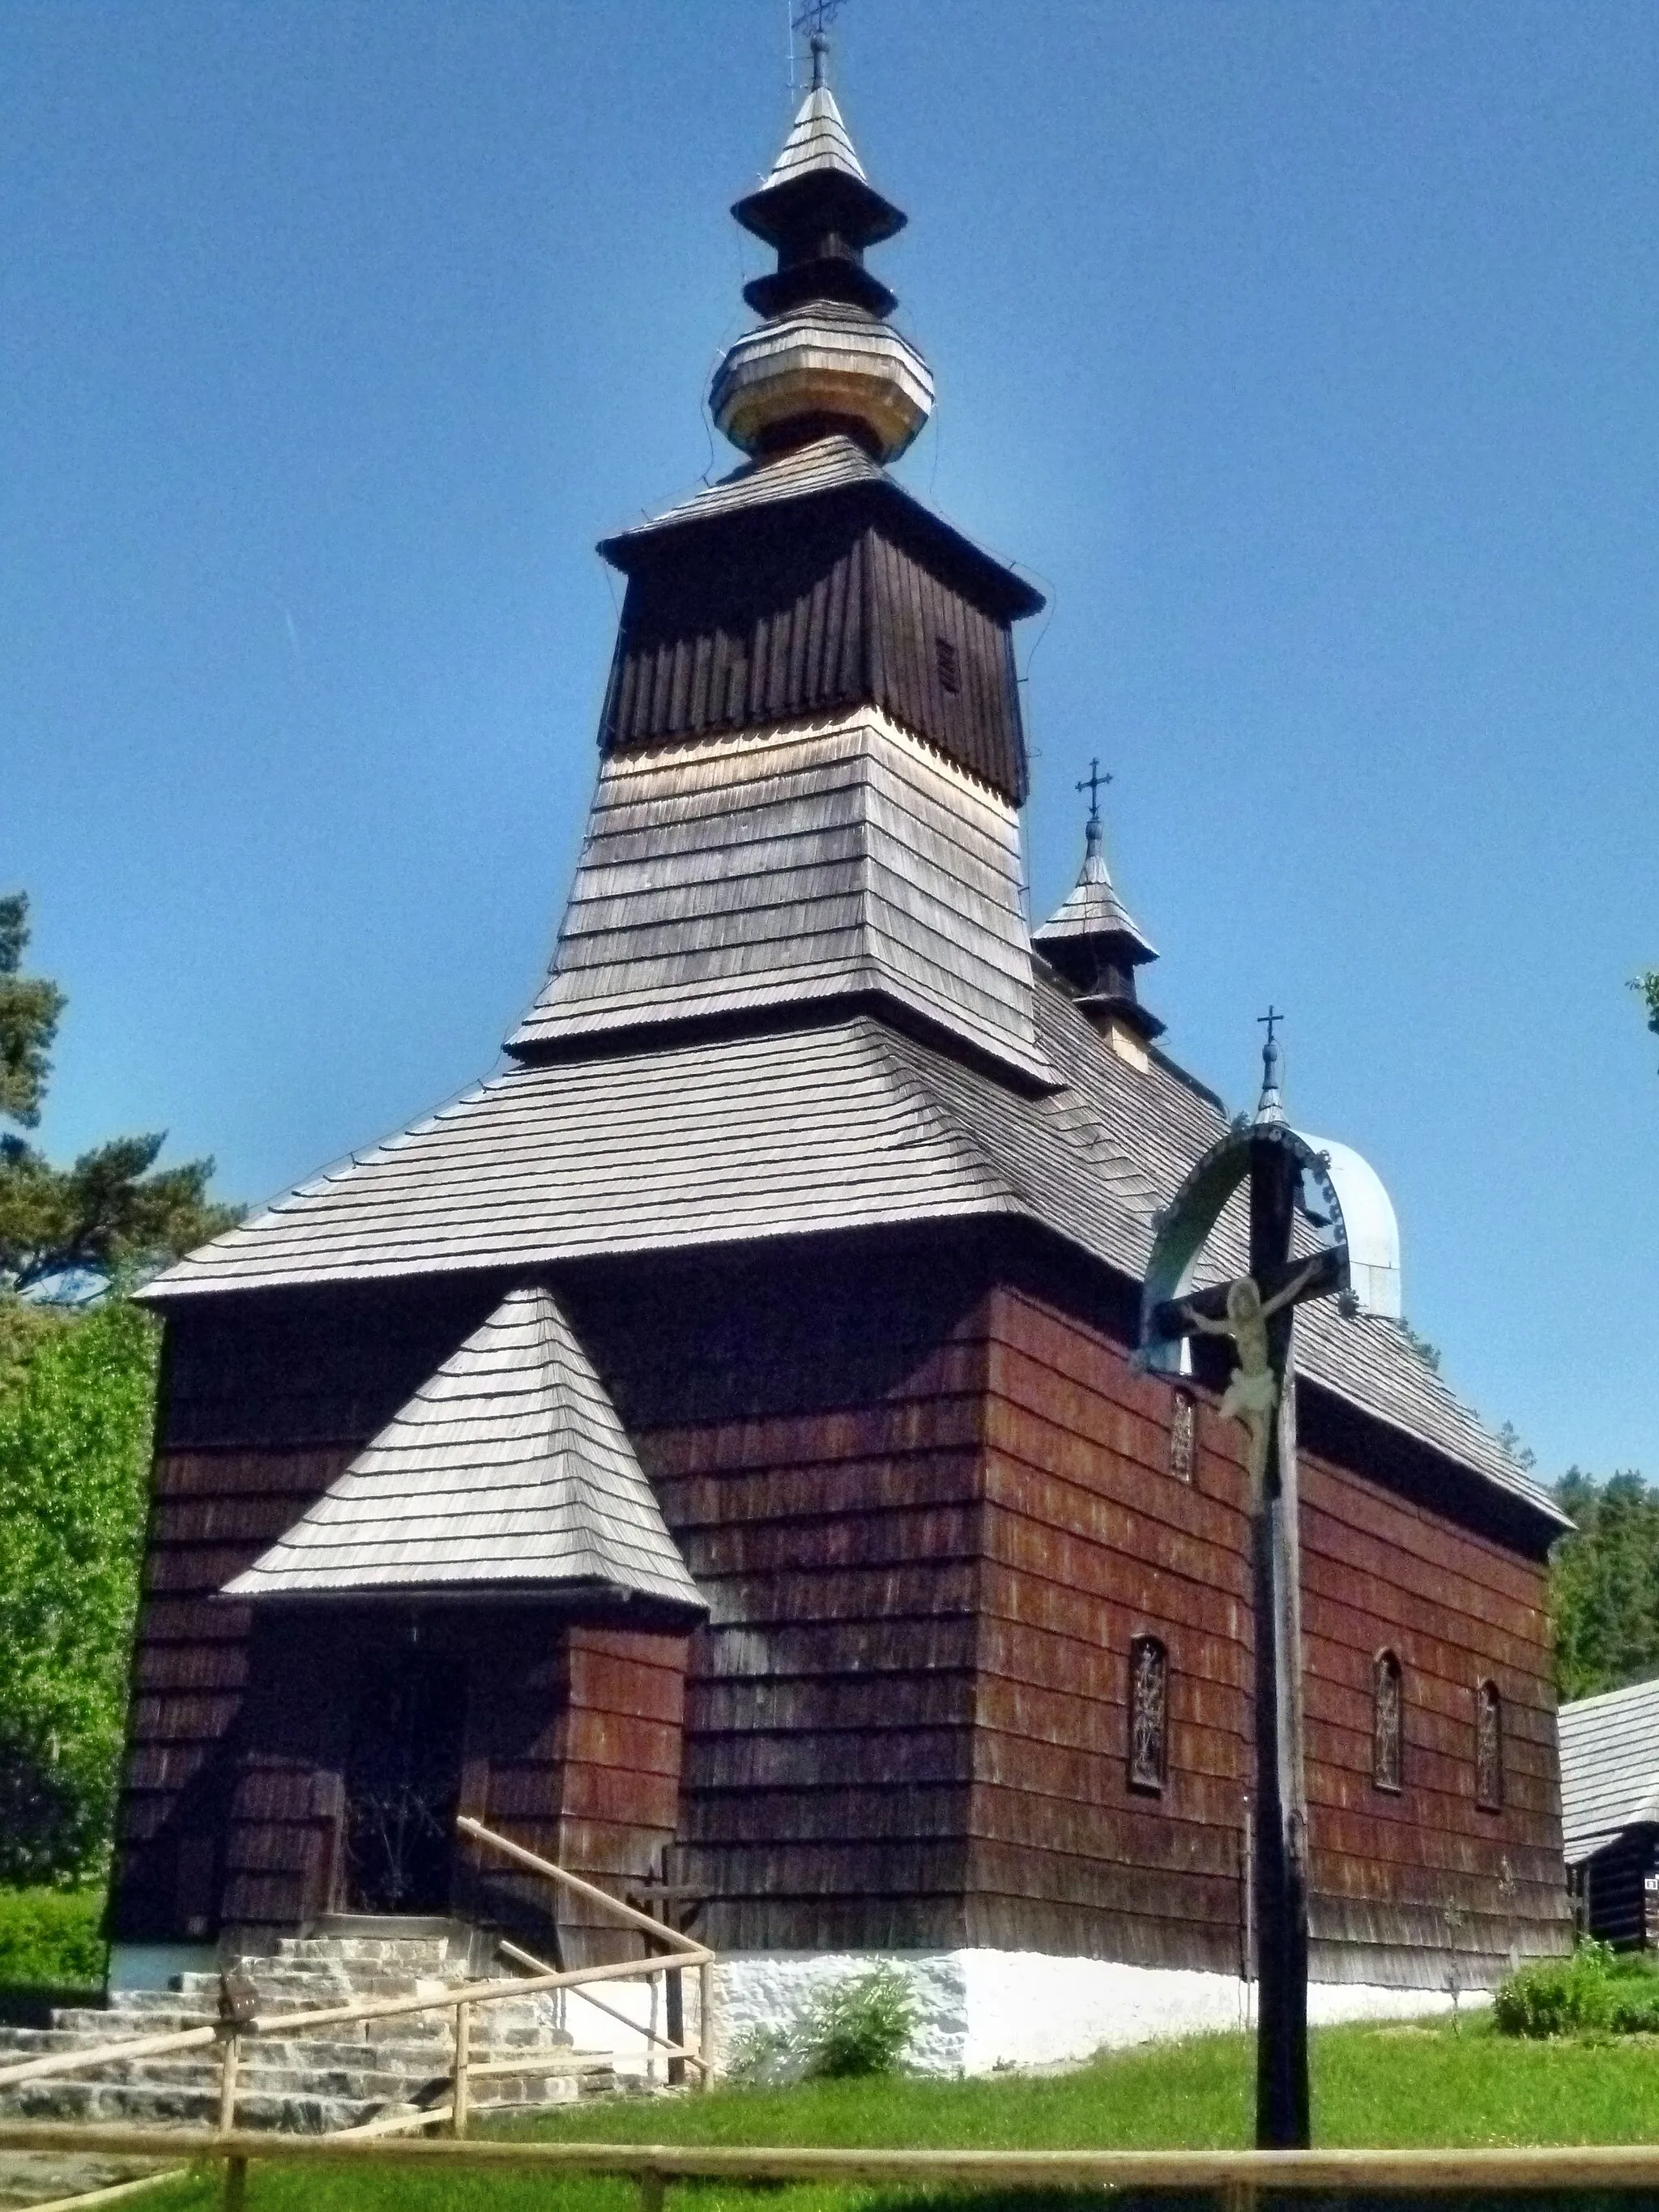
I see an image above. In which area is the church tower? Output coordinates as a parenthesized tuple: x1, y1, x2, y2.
(509, 67, 1051, 1088)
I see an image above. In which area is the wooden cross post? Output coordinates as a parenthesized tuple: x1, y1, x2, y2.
(1148, 1146, 1343, 2151)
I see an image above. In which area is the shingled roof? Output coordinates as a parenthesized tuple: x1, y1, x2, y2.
(1559, 1677, 1659, 1863)
(148, 975, 1562, 1536)
(222, 1285, 705, 1612)
(760, 83, 868, 190)
(506, 710, 1054, 1086)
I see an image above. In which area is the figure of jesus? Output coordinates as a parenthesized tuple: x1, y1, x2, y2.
(1182, 1263, 1321, 1498)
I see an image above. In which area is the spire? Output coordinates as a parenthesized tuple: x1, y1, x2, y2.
(762, 80, 867, 191)
(1034, 765, 1163, 1048)
(1255, 1006, 1286, 1125)
(710, 56, 932, 464)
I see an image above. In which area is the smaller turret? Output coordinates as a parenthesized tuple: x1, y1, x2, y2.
(1034, 762, 1164, 1060)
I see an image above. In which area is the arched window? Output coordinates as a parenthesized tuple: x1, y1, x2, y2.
(1475, 1680, 1504, 1811)
(1371, 1651, 1403, 1793)
(1128, 1636, 1169, 1793)
(1169, 1391, 1196, 1483)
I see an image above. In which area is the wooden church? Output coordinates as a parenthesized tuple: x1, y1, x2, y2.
(112, 58, 1572, 2061)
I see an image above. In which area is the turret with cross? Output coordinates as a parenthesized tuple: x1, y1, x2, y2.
(1035, 759, 1163, 1048)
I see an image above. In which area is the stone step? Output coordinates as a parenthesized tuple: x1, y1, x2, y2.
(3, 2081, 382, 2132)
(0, 1929, 633, 2131)
(46, 2008, 210, 2037)
(277, 1941, 454, 1969)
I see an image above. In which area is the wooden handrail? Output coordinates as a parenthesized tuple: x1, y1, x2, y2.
(457, 1818, 707, 1958)
(245, 1948, 707, 2038)
(0, 2024, 219, 2091)
(498, 1940, 707, 2076)
(11, 2121, 1659, 2194)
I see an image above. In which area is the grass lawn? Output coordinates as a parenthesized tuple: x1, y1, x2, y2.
(139, 2018, 1659, 2212)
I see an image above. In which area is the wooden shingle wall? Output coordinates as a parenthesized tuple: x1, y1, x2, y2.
(972, 1280, 1251, 1970)
(115, 1225, 1568, 1981)
(974, 1265, 1570, 1984)
(563, 1234, 1001, 1954)
(548, 1627, 692, 1966)
(601, 511, 1028, 804)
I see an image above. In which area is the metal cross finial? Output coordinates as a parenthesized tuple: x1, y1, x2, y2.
(792, 0, 847, 36)
(792, 0, 847, 86)
(1256, 1005, 1286, 1126)
(1076, 758, 1112, 831)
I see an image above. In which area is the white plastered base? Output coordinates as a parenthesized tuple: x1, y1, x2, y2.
(714, 1950, 1486, 2076)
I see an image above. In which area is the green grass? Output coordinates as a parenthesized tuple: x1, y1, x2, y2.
(138, 2018, 1659, 2212)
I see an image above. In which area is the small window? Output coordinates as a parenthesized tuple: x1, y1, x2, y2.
(1128, 1636, 1169, 1793)
(1169, 1392, 1196, 1483)
(1475, 1680, 1504, 1811)
(936, 636, 962, 694)
(1371, 1651, 1403, 1794)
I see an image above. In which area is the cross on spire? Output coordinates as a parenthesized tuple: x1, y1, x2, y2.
(1256, 1004, 1285, 1126)
(792, 0, 847, 87)
(1076, 758, 1112, 831)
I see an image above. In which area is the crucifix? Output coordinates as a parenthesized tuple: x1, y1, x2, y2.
(1141, 1016, 1353, 2150)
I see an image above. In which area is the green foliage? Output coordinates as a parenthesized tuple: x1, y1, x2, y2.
(0, 1130, 240, 1297)
(1631, 970, 1659, 1061)
(1396, 1318, 1441, 1374)
(1491, 1941, 1616, 2037)
(0, 1884, 106, 1988)
(1492, 1937, 1659, 2039)
(1550, 1468, 1659, 1698)
(725, 1968, 919, 2086)
(795, 1966, 919, 2078)
(0, 893, 237, 1297)
(0, 894, 66, 1130)
(0, 1299, 160, 1882)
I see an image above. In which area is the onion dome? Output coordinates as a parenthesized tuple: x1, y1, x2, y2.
(710, 57, 933, 465)
(1034, 769, 1164, 1047)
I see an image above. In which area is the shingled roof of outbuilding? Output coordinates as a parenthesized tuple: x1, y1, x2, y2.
(222, 1285, 705, 1612)
(146, 977, 1563, 1536)
(1558, 1677, 1659, 1863)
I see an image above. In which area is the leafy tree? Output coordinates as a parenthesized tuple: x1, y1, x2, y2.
(1550, 1469, 1659, 1700)
(0, 894, 237, 1296)
(1498, 1420, 1537, 1472)
(0, 893, 66, 1127)
(0, 1299, 159, 1882)
(0, 893, 237, 1880)
(1633, 970, 1659, 1063)
(1396, 1318, 1442, 1374)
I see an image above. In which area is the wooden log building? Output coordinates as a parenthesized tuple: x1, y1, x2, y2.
(111, 67, 1572, 2060)
(1559, 1679, 1659, 1951)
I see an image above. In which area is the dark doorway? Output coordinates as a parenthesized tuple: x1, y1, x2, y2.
(339, 1639, 467, 1915)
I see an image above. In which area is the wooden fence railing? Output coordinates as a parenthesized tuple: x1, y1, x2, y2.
(6, 2120, 1659, 2208)
(454, 1817, 715, 2092)
(0, 1818, 716, 2180)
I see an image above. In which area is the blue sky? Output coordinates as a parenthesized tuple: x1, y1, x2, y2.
(5, 2, 1656, 1481)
